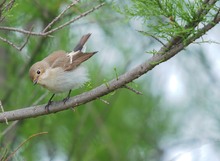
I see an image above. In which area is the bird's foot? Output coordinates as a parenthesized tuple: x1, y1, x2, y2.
(45, 100, 53, 113)
(63, 96, 70, 104)
(63, 90, 71, 104)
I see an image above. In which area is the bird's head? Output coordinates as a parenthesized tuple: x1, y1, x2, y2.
(29, 61, 48, 85)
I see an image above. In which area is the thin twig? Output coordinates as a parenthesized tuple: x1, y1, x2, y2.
(0, 100, 8, 124)
(19, 25, 34, 51)
(45, 2, 105, 35)
(43, 0, 80, 32)
(0, 35, 22, 50)
(0, 26, 46, 36)
(98, 97, 110, 105)
(0, 2, 105, 37)
(123, 85, 143, 95)
(1, 120, 18, 136)
(138, 30, 166, 47)
(0, 26, 32, 51)
(5, 132, 48, 161)
(193, 40, 220, 45)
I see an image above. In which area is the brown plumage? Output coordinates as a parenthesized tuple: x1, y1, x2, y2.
(48, 50, 97, 71)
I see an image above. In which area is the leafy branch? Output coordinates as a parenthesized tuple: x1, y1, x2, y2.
(122, 0, 218, 42)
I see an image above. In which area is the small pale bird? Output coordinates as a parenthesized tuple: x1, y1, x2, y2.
(29, 33, 97, 111)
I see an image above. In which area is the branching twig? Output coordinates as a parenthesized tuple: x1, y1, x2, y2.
(45, 2, 105, 35)
(0, 2, 105, 51)
(0, 36, 22, 51)
(19, 25, 34, 51)
(5, 132, 48, 161)
(43, 0, 80, 32)
(0, 2, 105, 37)
(0, 26, 33, 51)
(0, 26, 46, 36)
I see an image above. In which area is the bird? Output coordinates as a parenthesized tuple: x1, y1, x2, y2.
(29, 33, 97, 112)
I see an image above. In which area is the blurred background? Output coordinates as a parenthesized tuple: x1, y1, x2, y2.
(1, 0, 220, 160)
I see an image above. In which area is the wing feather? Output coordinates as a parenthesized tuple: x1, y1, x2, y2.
(64, 51, 97, 71)
(44, 50, 66, 66)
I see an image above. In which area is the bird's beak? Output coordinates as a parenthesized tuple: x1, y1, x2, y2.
(33, 77, 38, 85)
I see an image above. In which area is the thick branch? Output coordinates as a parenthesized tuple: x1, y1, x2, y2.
(0, 11, 220, 123)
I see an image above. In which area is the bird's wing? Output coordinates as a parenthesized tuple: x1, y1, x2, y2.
(50, 51, 97, 71)
(44, 50, 67, 66)
(65, 51, 97, 71)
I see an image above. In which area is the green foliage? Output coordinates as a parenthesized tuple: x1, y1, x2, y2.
(119, 0, 216, 41)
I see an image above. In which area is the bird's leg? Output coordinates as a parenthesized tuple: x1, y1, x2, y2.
(45, 94, 55, 112)
(63, 90, 72, 104)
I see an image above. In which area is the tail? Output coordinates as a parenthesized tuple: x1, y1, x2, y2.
(78, 51, 98, 63)
(74, 33, 91, 52)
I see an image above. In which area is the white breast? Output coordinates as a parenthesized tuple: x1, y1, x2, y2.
(38, 66, 89, 93)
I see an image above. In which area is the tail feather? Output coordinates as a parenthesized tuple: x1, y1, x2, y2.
(74, 33, 91, 52)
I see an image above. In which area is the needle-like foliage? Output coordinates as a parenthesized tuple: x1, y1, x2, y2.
(121, 0, 219, 41)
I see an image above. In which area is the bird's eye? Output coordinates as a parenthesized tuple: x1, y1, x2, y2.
(37, 70, 41, 74)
